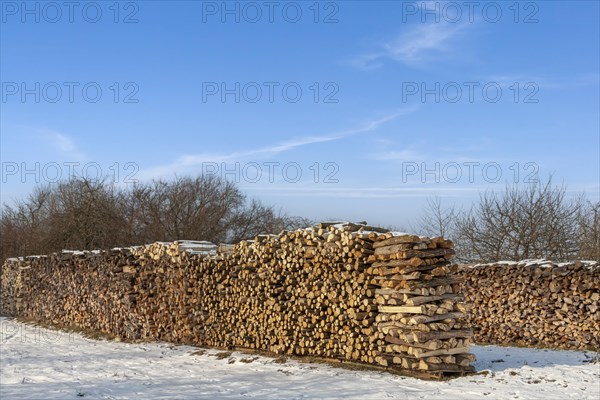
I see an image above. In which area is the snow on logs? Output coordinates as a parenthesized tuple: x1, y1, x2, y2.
(0, 223, 474, 379)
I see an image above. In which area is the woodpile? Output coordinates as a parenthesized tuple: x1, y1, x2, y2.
(0, 250, 144, 334)
(367, 234, 475, 376)
(0, 222, 474, 379)
(458, 260, 599, 350)
(0, 257, 25, 315)
(123, 223, 390, 362)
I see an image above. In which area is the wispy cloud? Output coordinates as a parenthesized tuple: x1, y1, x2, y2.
(371, 149, 423, 161)
(373, 137, 394, 146)
(385, 22, 465, 64)
(488, 73, 600, 90)
(368, 137, 514, 165)
(352, 22, 469, 69)
(38, 129, 86, 161)
(140, 107, 417, 180)
(243, 185, 486, 198)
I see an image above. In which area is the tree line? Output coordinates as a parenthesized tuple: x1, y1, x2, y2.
(414, 178, 599, 262)
(1, 175, 598, 263)
(0, 176, 311, 261)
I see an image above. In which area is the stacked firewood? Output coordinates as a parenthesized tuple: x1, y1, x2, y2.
(123, 222, 387, 362)
(458, 260, 600, 350)
(1, 250, 144, 334)
(0, 257, 25, 315)
(367, 234, 475, 376)
(0, 222, 475, 379)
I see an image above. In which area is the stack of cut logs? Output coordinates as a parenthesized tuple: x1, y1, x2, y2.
(0, 257, 26, 315)
(458, 260, 599, 350)
(0, 222, 474, 379)
(121, 222, 393, 363)
(367, 234, 475, 376)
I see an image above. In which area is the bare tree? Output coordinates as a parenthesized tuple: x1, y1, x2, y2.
(413, 196, 456, 238)
(0, 175, 312, 261)
(455, 177, 581, 262)
(577, 198, 600, 261)
(131, 176, 246, 243)
(0, 186, 53, 257)
(1, 178, 140, 257)
(45, 178, 125, 250)
(227, 200, 313, 243)
(115, 183, 150, 245)
(0, 179, 124, 258)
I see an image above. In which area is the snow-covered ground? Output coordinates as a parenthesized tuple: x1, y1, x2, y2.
(1, 317, 598, 399)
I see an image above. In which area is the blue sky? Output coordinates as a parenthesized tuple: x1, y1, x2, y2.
(1, 0, 599, 228)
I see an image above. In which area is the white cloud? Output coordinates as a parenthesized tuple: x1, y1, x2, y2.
(488, 73, 600, 90)
(371, 149, 423, 161)
(37, 129, 86, 161)
(139, 107, 417, 180)
(386, 23, 463, 64)
(243, 185, 486, 198)
(373, 137, 395, 147)
(353, 21, 469, 69)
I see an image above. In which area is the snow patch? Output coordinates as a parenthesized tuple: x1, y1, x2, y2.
(1, 317, 598, 400)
